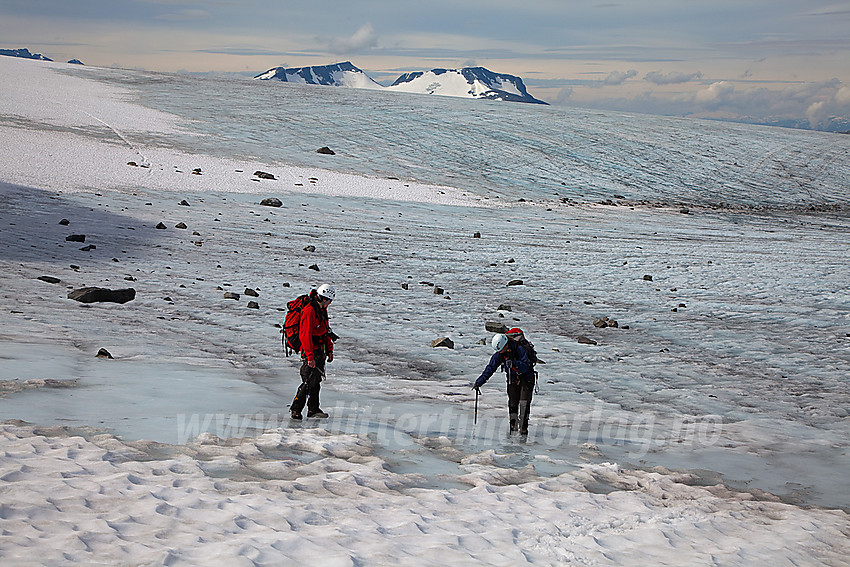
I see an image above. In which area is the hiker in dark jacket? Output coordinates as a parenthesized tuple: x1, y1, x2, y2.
(290, 284, 335, 420)
(473, 333, 536, 435)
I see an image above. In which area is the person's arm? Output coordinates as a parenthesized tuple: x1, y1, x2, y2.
(474, 352, 504, 388)
(299, 304, 317, 364)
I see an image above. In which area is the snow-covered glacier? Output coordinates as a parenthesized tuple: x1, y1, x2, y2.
(1, 56, 849, 566)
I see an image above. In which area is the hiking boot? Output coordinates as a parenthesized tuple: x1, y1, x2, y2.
(520, 428, 529, 436)
(290, 411, 303, 420)
(307, 410, 328, 418)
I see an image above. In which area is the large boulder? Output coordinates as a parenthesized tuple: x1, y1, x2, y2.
(68, 287, 136, 304)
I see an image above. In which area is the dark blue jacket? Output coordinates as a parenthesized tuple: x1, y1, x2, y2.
(474, 342, 534, 388)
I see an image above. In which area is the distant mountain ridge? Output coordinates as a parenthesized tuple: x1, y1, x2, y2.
(0, 48, 53, 61)
(254, 61, 382, 89)
(255, 61, 547, 104)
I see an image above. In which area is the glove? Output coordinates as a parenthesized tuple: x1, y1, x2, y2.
(327, 352, 333, 363)
(472, 377, 485, 389)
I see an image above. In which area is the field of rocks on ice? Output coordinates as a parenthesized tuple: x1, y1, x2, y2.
(1, 55, 849, 566)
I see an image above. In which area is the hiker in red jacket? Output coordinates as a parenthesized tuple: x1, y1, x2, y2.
(290, 284, 335, 419)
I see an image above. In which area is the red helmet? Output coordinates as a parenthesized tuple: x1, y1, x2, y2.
(506, 327, 524, 339)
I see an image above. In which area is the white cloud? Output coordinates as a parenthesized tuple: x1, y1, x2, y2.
(644, 70, 703, 85)
(603, 69, 637, 86)
(324, 23, 378, 55)
(586, 69, 638, 88)
(695, 81, 735, 106)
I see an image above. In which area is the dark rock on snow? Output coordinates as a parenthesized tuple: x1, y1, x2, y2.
(59, 219, 70, 226)
(431, 337, 454, 349)
(317, 147, 336, 155)
(260, 197, 283, 207)
(68, 287, 136, 304)
(156, 222, 167, 229)
(244, 288, 259, 297)
(254, 171, 277, 180)
(38, 276, 61, 284)
(65, 234, 86, 242)
(96, 348, 114, 359)
(309, 264, 320, 271)
(175, 222, 187, 229)
(485, 321, 509, 333)
(247, 301, 259, 309)
(577, 335, 597, 345)
(224, 292, 241, 300)
(507, 279, 524, 287)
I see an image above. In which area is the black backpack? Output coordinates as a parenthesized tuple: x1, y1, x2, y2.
(518, 338, 539, 366)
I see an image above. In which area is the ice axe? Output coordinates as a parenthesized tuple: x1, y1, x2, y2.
(473, 386, 480, 425)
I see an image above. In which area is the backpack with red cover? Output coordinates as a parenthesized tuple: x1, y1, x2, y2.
(282, 294, 311, 356)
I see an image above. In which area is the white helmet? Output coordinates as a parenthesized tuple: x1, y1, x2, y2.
(491, 333, 508, 351)
(316, 284, 336, 301)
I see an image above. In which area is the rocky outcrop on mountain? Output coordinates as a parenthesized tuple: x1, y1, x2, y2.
(0, 48, 53, 61)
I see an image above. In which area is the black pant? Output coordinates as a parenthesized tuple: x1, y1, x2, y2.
(291, 355, 325, 414)
(507, 373, 535, 433)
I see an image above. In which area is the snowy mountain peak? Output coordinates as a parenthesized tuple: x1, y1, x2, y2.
(389, 66, 547, 104)
(254, 61, 547, 104)
(254, 61, 383, 90)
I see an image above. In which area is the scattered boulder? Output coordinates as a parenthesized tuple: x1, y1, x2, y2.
(254, 171, 276, 180)
(65, 234, 86, 243)
(191, 168, 202, 175)
(96, 348, 114, 359)
(431, 337, 454, 349)
(68, 287, 136, 304)
(80, 245, 96, 251)
(59, 219, 70, 226)
(316, 146, 336, 155)
(247, 301, 259, 309)
(498, 304, 512, 311)
(473, 232, 481, 238)
(156, 222, 167, 230)
(303, 245, 316, 252)
(593, 317, 618, 328)
(244, 288, 259, 297)
(643, 274, 653, 281)
(401, 282, 409, 290)
(308, 264, 320, 271)
(224, 292, 241, 300)
(577, 335, 597, 345)
(175, 222, 188, 229)
(485, 322, 509, 333)
(37, 276, 61, 284)
(179, 200, 190, 206)
(434, 287, 444, 295)
(680, 208, 690, 214)
(260, 197, 283, 207)
(507, 279, 524, 287)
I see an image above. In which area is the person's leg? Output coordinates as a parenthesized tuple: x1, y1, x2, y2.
(306, 357, 326, 416)
(291, 359, 312, 418)
(507, 382, 520, 433)
(518, 377, 534, 434)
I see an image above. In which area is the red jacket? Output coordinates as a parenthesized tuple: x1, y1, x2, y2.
(299, 298, 333, 363)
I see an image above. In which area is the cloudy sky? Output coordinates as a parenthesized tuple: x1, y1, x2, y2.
(2, 0, 849, 130)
